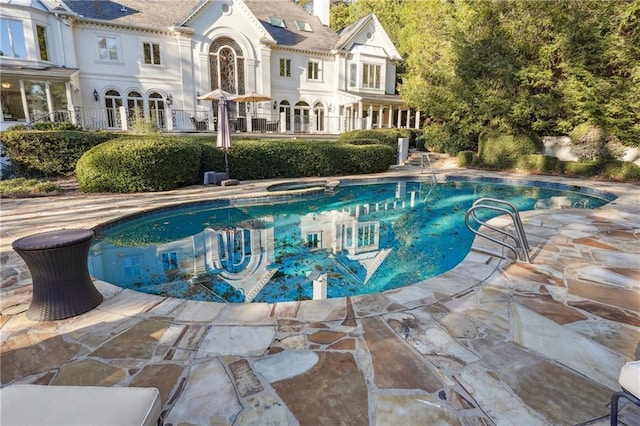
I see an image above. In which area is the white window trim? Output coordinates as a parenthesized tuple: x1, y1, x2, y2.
(279, 57, 291, 77)
(361, 62, 382, 90)
(141, 40, 163, 67)
(36, 24, 50, 62)
(307, 59, 321, 82)
(96, 34, 122, 64)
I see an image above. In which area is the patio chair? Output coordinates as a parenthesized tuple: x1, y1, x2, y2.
(0, 384, 162, 425)
(610, 361, 640, 425)
(190, 115, 208, 131)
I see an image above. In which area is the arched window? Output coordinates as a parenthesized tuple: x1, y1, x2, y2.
(209, 37, 245, 95)
(148, 92, 165, 129)
(126, 91, 144, 125)
(279, 100, 291, 131)
(313, 102, 325, 132)
(294, 101, 310, 133)
(105, 89, 122, 128)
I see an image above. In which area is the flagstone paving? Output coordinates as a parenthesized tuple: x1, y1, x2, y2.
(1, 165, 639, 425)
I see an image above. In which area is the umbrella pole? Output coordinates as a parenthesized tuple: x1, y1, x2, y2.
(224, 151, 229, 177)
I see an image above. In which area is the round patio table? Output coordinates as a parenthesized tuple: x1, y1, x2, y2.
(12, 229, 103, 321)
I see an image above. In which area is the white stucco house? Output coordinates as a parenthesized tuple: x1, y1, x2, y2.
(0, 0, 419, 133)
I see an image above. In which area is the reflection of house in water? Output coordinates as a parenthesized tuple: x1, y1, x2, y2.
(90, 183, 425, 302)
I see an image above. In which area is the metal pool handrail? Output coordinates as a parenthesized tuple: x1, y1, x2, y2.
(465, 198, 531, 263)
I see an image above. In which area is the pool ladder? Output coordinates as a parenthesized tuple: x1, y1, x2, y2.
(465, 198, 531, 263)
(420, 153, 437, 182)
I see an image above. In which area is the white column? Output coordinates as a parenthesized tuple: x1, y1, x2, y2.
(396, 106, 402, 128)
(378, 104, 384, 128)
(415, 111, 421, 129)
(405, 109, 411, 128)
(367, 104, 373, 129)
(119, 106, 128, 131)
(313, 274, 327, 300)
(357, 101, 363, 129)
(388, 104, 393, 128)
(208, 109, 215, 131)
(65, 82, 78, 125)
(20, 80, 30, 122)
(166, 107, 174, 131)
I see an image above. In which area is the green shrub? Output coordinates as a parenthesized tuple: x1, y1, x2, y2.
(478, 131, 543, 169)
(129, 110, 161, 135)
(0, 178, 61, 197)
(515, 155, 562, 173)
(8, 121, 84, 131)
(600, 160, 640, 181)
(338, 129, 402, 147)
(76, 136, 207, 192)
(562, 158, 640, 181)
(568, 122, 626, 161)
(341, 138, 382, 146)
(417, 123, 477, 155)
(228, 140, 395, 180)
(457, 151, 477, 167)
(0, 130, 116, 177)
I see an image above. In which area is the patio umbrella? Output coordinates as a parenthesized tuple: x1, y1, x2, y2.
(233, 91, 272, 117)
(217, 94, 232, 177)
(197, 88, 235, 101)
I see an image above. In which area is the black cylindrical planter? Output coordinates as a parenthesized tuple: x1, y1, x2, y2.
(12, 229, 103, 321)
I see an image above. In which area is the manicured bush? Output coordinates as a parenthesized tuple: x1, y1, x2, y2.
(76, 137, 396, 192)
(515, 155, 563, 174)
(227, 140, 395, 180)
(342, 138, 383, 146)
(457, 151, 477, 167)
(477, 131, 543, 169)
(562, 159, 640, 181)
(76, 136, 208, 192)
(0, 130, 116, 177)
(599, 160, 640, 181)
(8, 121, 84, 131)
(338, 129, 403, 147)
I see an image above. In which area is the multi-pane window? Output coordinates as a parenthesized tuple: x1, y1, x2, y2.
(279, 58, 291, 77)
(307, 60, 320, 80)
(349, 63, 357, 88)
(0, 19, 27, 58)
(357, 224, 377, 247)
(97, 36, 119, 61)
(36, 25, 49, 61)
(209, 37, 245, 95)
(123, 256, 142, 277)
(362, 63, 381, 89)
(142, 42, 161, 65)
(306, 233, 321, 249)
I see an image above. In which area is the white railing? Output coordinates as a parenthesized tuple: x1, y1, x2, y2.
(17, 106, 413, 135)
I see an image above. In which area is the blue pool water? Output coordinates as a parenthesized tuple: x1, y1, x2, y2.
(89, 178, 613, 303)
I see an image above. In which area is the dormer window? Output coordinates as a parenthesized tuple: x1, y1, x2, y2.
(269, 17, 286, 28)
(295, 21, 312, 32)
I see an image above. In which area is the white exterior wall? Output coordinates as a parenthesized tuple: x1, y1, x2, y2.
(72, 24, 180, 107)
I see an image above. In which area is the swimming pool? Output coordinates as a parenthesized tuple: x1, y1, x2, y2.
(88, 178, 614, 303)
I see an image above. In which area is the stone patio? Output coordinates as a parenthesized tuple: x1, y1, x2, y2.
(1, 165, 639, 425)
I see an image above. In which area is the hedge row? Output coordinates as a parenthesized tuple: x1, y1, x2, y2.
(1, 130, 116, 176)
(76, 137, 396, 193)
(76, 137, 213, 192)
(338, 128, 422, 147)
(459, 151, 640, 182)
